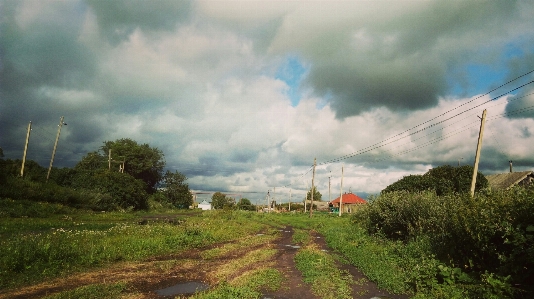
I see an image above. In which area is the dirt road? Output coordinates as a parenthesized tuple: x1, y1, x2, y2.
(1, 225, 409, 299)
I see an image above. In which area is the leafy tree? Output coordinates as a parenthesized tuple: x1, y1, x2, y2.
(11, 159, 48, 182)
(382, 174, 435, 194)
(382, 165, 488, 195)
(71, 169, 148, 210)
(162, 170, 192, 209)
(48, 167, 78, 187)
(306, 186, 322, 201)
(101, 139, 165, 193)
(236, 198, 255, 211)
(211, 192, 235, 209)
(75, 151, 106, 172)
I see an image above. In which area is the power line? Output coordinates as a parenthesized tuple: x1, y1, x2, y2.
(318, 78, 534, 166)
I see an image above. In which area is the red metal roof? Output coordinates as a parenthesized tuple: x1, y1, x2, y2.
(330, 193, 366, 204)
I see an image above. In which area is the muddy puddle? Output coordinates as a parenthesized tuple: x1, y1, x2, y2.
(155, 281, 209, 297)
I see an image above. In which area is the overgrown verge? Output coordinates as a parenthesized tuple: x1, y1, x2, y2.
(352, 186, 534, 299)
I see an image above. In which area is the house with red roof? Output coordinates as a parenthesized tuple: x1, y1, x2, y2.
(329, 192, 366, 213)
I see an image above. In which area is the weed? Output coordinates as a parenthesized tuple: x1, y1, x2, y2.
(42, 282, 127, 299)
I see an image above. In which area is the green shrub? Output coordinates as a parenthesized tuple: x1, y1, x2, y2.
(355, 186, 534, 298)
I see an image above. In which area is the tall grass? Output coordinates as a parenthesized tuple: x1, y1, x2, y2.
(0, 210, 265, 290)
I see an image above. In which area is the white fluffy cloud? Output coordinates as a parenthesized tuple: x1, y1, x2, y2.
(2, 0, 534, 203)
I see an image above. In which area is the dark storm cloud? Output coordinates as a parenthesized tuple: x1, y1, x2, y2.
(0, 1, 99, 168)
(86, 0, 192, 43)
(1, 4, 96, 91)
(308, 63, 447, 118)
(300, 0, 523, 118)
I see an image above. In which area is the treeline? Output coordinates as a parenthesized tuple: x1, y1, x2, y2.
(353, 165, 534, 298)
(0, 139, 192, 212)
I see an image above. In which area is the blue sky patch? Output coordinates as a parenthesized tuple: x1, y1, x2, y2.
(448, 63, 507, 97)
(275, 55, 308, 106)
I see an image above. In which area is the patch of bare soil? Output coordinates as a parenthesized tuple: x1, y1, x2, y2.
(1, 226, 410, 299)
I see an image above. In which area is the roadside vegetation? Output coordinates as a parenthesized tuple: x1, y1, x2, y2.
(1, 141, 533, 299)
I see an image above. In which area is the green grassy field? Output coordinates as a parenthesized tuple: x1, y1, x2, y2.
(2, 192, 532, 299)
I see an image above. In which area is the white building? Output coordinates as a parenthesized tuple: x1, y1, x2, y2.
(198, 200, 212, 210)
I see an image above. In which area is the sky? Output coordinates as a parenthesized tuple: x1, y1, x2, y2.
(1, 0, 534, 204)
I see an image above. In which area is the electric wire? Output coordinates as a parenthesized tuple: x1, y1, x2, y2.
(318, 79, 534, 166)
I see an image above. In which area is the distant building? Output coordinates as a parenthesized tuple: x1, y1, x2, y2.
(486, 171, 534, 190)
(303, 200, 330, 211)
(198, 200, 212, 210)
(329, 192, 367, 213)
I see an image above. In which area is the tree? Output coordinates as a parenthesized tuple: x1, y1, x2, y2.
(75, 151, 106, 172)
(162, 170, 192, 209)
(101, 139, 165, 193)
(211, 192, 234, 209)
(306, 186, 322, 202)
(71, 169, 148, 210)
(382, 165, 488, 195)
(382, 174, 435, 194)
(236, 198, 255, 211)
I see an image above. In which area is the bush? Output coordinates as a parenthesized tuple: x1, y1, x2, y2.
(71, 170, 149, 210)
(382, 165, 488, 195)
(356, 186, 534, 298)
(0, 177, 93, 208)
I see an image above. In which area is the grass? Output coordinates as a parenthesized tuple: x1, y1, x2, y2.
(0, 210, 267, 290)
(211, 248, 278, 280)
(2, 207, 426, 298)
(200, 233, 278, 260)
(42, 282, 128, 299)
(184, 268, 283, 299)
(292, 228, 312, 245)
(293, 228, 354, 299)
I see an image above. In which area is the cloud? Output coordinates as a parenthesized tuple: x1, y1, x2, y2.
(86, 0, 192, 43)
(266, 0, 532, 117)
(1, 0, 534, 199)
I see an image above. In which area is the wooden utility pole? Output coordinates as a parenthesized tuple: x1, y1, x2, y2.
(21, 121, 32, 178)
(310, 158, 316, 218)
(470, 109, 487, 197)
(108, 149, 112, 170)
(267, 190, 270, 213)
(46, 116, 65, 182)
(289, 189, 291, 212)
(329, 171, 332, 202)
(339, 165, 344, 217)
(304, 181, 308, 212)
